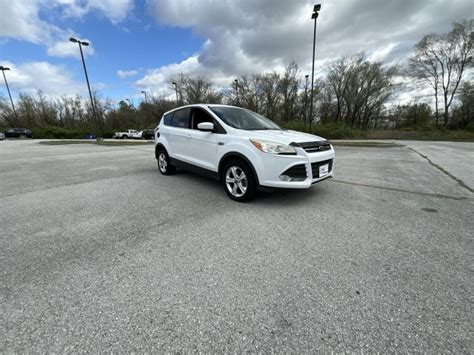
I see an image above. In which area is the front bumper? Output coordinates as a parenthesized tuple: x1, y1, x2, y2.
(257, 147, 335, 189)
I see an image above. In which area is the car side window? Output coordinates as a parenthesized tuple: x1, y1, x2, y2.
(163, 112, 174, 126)
(191, 108, 227, 134)
(170, 108, 190, 128)
(191, 108, 214, 129)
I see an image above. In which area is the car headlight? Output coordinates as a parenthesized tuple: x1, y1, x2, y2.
(250, 139, 297, 155)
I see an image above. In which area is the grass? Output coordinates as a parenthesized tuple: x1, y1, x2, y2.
(354, 129, 474, 141)
(39, 140, 153, 146)
(280, 122, 474, 142)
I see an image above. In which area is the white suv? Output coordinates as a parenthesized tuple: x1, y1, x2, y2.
(155, 104, 335, 201)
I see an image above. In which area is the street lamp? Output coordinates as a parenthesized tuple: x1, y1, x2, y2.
(304, 74, 309, 123)
(309, 4, 321, 132)
(69, 37, 99, 138)
(0, 66, 17, 118)
(172, 82, 179, 104)
(141, 90, 148, 104)
(234, 79, 239, 105)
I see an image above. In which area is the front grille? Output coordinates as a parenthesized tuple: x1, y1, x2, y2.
(281, 164, 307, 180)
(311, 159, 333, 178)
(292, 141, 331, 153)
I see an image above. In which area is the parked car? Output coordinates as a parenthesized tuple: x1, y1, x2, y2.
(141, 129, 155, 140)
(155, 104, 335, 201)
(0, 132, 5, 140)
(128, 129, 155, 140)
(4, 128, 33, 138)
(130, 130, 143, 139)
(113, 129, 138, 139)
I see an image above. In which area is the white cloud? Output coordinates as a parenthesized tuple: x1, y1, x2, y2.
(135, 56, 200, 98)
(59, 0, 134, 24)
(135, 55, 235, 99)
(0, 0, 131, 57)
(0, 0, 60, 44)
(368, 43, 400, 63)
(47, 38, 95, 58)
(117, 69, 139, 79)
(0, 60, 85, 97)
(140, 0, 473, 94)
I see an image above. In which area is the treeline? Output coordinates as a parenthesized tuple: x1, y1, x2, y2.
(0, 20, 472, 138)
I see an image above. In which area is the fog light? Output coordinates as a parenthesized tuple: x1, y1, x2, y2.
(280, 175, 291, 181)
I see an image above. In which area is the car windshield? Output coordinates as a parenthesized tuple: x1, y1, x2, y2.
(209, 106, 281, 130)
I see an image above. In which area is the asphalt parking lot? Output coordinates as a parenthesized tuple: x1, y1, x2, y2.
(1, 140, 472, 352)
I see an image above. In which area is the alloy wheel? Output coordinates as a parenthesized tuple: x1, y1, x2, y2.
(225, 166, 248, 198)
(158, 152, 167, 173)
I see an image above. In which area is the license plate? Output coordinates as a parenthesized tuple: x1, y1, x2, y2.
(319, 164, 329, 177)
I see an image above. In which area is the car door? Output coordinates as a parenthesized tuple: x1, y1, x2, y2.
(187, 108, 220, 171)
(165, 107, 192, 161)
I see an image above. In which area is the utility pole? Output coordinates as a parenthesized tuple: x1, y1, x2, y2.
(234, 79, 239, 105)
(309, 4, 321, 133)
(304, 74, 309, 123)
(141, 90, 148, 104)
(172, 82, 179, 104)
(0, 66, 17, 118)
(70, 37, 100, 138)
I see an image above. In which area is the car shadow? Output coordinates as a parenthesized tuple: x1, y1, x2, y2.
(169, 168, 327, 206)
(254, 186, 325, 205)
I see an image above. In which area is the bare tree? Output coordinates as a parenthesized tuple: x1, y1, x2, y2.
(231, 65, 300, 122)
(279, 62, 300, 121)
(409, 34, 442, 127)
(258, 73, 281, 120)
(410, 19, 473, 127)
(325, 55, 359, 122)
(322, 54, 396, 129)
(169, 75, 222, 104)
(451, 81, 474, 128)
(232, 74, 261, 113)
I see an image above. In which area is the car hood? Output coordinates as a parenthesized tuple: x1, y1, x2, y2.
(238, 129, 327, 144)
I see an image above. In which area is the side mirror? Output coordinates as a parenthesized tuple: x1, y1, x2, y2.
(197, 122, 214, 132)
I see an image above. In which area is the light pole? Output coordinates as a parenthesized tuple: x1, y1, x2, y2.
(304, 74, 309, 123)
(0, 66, 17, 118)
(69, 37, 100, 138)
(141, 90, 148, 104)
(309, 4, 321, 133)
(172, 82, 179, 104)
(234, 79, 239, 105)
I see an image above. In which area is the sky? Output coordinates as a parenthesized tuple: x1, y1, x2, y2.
(0, 0, 473, 106)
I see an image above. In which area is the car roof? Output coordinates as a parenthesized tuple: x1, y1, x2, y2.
(163, 103, 241, 117)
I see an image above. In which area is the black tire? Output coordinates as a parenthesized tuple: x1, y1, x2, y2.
(221, 159, 256, 202)
(157, 149, 175, 175)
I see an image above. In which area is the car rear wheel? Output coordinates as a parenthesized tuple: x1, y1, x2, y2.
(157, 149, 175, 175)
(222, 160, 256, 202)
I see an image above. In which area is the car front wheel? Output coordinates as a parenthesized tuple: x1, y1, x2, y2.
(222, 160, 256, 202)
